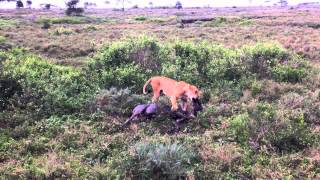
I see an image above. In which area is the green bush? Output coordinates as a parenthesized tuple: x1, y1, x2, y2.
(251, 80, 263, 96)
(269, 116, 313, 152)
(36, 115, 80, 138)
(89, 37, 248, 90)
(161, 41, 206, 85)
(237, 18, 254, 26)
(1, 39, 311, 115)
(0, 78, 22, 111)
(94, 88, 148, 115)
(227, 102, 315, 152)
(205, 46, 245, 84)
(49, 27, 74, 36)
(49, 16, 84, 24)
(161, 41, 245, 86)
(101, 64, 147, 92)
(272, 59, 309, 83)
(88, 37, 309, 93)
(22, 137, 49, 155)
(83, 25, 99, 31)
(0, 51, 21, 111)
(0, 135, 21, 162)
(134, 16, 147, 21)
(87, 37, 166, 92)
(242, 43, 290, 78)
(36, 16, 97, 25)
(0, 36, 6, 44)
(90, 36, 164, 71)
(2, 49, 98, 114)
(207, 16, 227, 27)
(227, 113, 250, 144)
(0, 36, 12, 50)
(131, 142, 195, 179)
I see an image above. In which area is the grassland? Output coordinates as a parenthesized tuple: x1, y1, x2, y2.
(0, 6, 320, 179)
(1, 6, 320, 66)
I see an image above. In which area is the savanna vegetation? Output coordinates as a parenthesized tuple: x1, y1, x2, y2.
(0, 5, 320, 179)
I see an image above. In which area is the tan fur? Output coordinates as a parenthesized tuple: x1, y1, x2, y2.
(143, 76, 201, 111)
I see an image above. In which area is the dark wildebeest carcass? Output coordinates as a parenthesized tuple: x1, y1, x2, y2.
(122, 98, 203, 131)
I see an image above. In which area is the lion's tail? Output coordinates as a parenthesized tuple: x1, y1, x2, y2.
(143, 78, 152, 94)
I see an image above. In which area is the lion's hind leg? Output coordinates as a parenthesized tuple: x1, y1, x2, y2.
(151, 89, 161, 102)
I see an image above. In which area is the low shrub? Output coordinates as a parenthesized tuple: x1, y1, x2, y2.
(206, 16, 227, 27)
(0, 36, 12, 50)
(94, 88, 148, 115)
(2, 49, 98, 115)
(195, 144, 247, 179)
(0, 19, 17, 28)
(242, 43, 290, 78)
(82, 25, 99, 32)
(134, 16, 147, 21)
(88, 37, 306, 94)
(0, 36, 6, 44)
(87, 37, 165, 92)
(36, 16, 99, 25)
(36, 115, 80, 137)
(0, 78, 22, 111)
(237, 18, 254, 26)
(227, 113, 250, 144)
(49, 27, 74, 36)
(22, 137, 49, 155)
(0, 135, 21, 162)
(149, 17, 167, 23)
(227, 102, 315, 152)
(272, 59, 309, 83)
(101, 64, 147, 92)
(250, 80, 263, 96)
(131, 142, 195, 179)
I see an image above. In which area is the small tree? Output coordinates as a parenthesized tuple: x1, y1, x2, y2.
(45, 4, 51, 10)
(65, 0, 84, 16)
(16, 0, 24, 8)
(26, 0, 32, 8)
(175, 1, 182, 9)
(148, 2, 153, 8)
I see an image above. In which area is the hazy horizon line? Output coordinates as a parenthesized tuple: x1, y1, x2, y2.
(0, 0, 319, 9)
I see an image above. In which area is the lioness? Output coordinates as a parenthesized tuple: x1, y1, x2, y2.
(143, 76, 201, 111)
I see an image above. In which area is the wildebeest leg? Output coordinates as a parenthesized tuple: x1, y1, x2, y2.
(122, 115, 137, 128)
(176, 117, 187, 124)
(122, 115, 151, 128)
(174, 118, 187, 132)
(174, 120, 180, 132)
